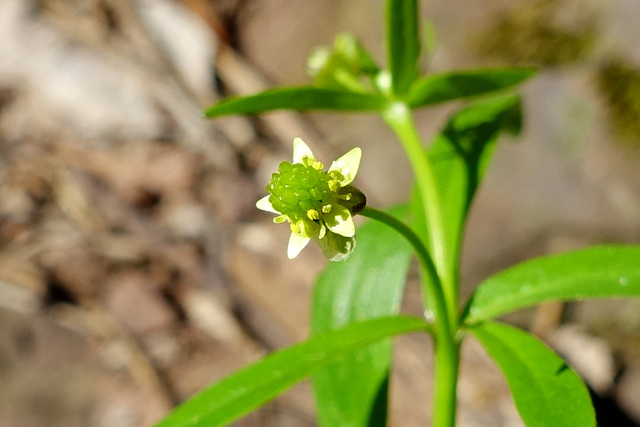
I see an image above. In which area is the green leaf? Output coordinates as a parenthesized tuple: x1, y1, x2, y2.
(155, 316, 430, 427)
(312, 206, 414, 427)
(205, 86, 389, 117)
(463, 245, 640, 324)
(470, 321, 595, 427)
(386, 0, 420, 96)
(411, 94, 522, 282)
(405, 67, 537, 108)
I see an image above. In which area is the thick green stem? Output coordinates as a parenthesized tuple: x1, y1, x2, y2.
(380, 102, 461, 427)
(360, 206, 459, 427)
(432, 335, 460, 427)
(381, 102, 457, 327)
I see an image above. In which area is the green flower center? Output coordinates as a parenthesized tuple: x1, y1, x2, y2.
(267, 161, 343, 222)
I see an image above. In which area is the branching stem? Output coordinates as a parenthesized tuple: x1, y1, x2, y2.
(360, 206, 459, 427)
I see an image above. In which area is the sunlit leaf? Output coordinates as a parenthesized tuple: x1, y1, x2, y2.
(463, 245, 640, 324)
(205, 86, 388, 117)
(470, 321, 595, 427)
(155, 316, 430, 427)
(406, 67, 536, 108)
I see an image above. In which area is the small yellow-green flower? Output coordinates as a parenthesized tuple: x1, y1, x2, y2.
(257, 138, 365, 261)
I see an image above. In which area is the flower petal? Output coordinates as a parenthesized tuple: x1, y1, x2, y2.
(287, 232, 311, 259)
(292, 137, 315, 164)
(329, 147, 361, 186)
(324, 204, 355, 237)
(256, 195, 279, 214)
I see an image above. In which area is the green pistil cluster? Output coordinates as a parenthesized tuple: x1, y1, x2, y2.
(256, 137, 362, 261)
(267, 161, 343, 224)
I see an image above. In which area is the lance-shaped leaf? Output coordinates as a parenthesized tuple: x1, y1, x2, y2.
(463, 245, 640, 324)
(205, 86, 389, 117)
(154, 316, 430, 427)
(470, 321, 595, 427)
(386, 0, 420, 96)
(312, 206, 414, 427)
(411, 94, 522, 283)
(405, 67, 536, 109)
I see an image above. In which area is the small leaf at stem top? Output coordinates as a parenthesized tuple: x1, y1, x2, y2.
(386, 0, 420, 96)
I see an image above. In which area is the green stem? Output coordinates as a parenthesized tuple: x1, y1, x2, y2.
(380, 102, 461, 427)
(433, 336, 460, 427)
(381, 102, 457, 329)
(360, 206, 459, 427)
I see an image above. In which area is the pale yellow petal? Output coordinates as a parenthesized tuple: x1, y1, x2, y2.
(287, 232, 311, 259)
(256, 195, 278, 214)
(292, 137, 314, 164)
(324, 204, 355, 237)
(329, 147, 361, 186)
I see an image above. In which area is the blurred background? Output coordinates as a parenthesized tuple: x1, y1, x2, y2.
(1, 0, 640, 425)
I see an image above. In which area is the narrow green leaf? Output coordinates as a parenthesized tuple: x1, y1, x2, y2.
(386, 0, 420, 96)
(312, 206, 414, 427)
(463, 245, 640, 324)
(405, 67, 537, 108)
(155, 316, 430, 427)
(411, 94, 522, 283)
(205, 86, 389, 117)
(470, 321, 595, 427)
